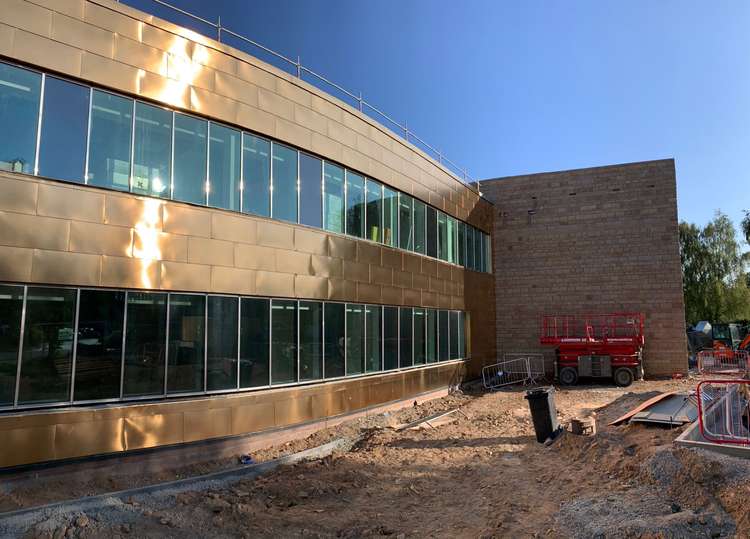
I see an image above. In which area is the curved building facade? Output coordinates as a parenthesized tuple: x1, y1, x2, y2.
(0, 0, 495, 468)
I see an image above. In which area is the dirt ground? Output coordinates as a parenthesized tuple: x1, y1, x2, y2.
(8, 377, 750, 538)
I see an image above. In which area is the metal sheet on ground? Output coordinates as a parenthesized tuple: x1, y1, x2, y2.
(629, 394, 698, 426)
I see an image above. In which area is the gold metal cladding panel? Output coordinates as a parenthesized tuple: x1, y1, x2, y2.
(159, 260, 211, 292)
(370, 265, 392, 286)
(54, 418, 124, 460)
(257, 221, 295, 250)
(101, 254, 160, 289)
(210, 266, 256, 295)
(311, 255, 343, 278)
(31, 249, 101, 287)
(211, 212, 257, 244)
(0, 363, 463, 468)
(69, 221, 133, 257)
(0, 211, 70, 251)
(234, 244, 276, 271)
(0, 176, 37, 214)
(294, 228, 328, 256)
(255, 270, 295, 297)
(37, 183, 105, 223)
(0, 245, 33, 282)
(294, 275, 327, 299)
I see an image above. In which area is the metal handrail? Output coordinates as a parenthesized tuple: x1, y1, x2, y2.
(121, 0, 475, 187)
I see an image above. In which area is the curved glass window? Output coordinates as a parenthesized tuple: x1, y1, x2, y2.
(323, 162, 345, 233)
(0, 61, 493, 275)
(426, 308, 438, 363)
(324, 302, 345, 378)
(439, 310, 449, 361)
(271, 143, 298, 223)
(299, 301, 323, 381)
(240, 298, 269, 387)
(208, 123, 241, 211)
(399, 307, 413, 369)
(271, 299, 297, 384)
(0, 285, 24, 406)
(173, 114, 207, 205)
(242, 134, 270, 217)
(300, 153, 322, 228)
(123, 292, 167, 397)
(132, 102, 171, 198)
(413, 308, 426, 365)
(365, 305, 381, 372)
(38, 77, 89, 183)
(207, 295, 238, 391)
(346, 304, 364, 375)
(18, 287, 77, 404)
(74, 290, 125, 401)
(87, 90, 132, 191)
(414, 199, 426, 255)
(346, 171, 365, 238)
(0, 63, 40, 174)
(383, 306, 398, 371)
(365, 179, 382, 242)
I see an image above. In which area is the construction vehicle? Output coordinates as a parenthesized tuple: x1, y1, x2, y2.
(687, 322, 749, 357)
(540, 313, 645, 387)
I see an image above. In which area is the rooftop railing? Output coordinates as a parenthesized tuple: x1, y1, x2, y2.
(119, 0, 476, 189)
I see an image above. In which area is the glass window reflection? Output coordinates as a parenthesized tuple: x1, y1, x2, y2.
(346, 304, 364, 375)
(324, 302, 345, 378)
(240, 298, 269, 387)
(0, 285, 24, 406)
(323, 163, 345, 234)
(38, 77, 89, 183)
(383, 306, 398, 371)
(132, 102, 171, 198)
(167, 294, 205, 394)
(271, 299, 297, 384)
(0, 63, 41, 174)
(207, 296, 238, 391)
(208, 123, 241, 211)
(346, 171, 365, 238)
(398, 193, 413, 251)
(299, 153, 322, 228)
(242, 134, 271, 217)
(271, 143, 298, 223)
(87, 90, 132, 191)
(173, 114, 207, 205)
(74, 290, 125, 401)
(399, 307, 413, 369)
(123, 292, 167, 397)
(18, 287, 77, 404)
(365, 305, 381, 372)
(299, 301, 323, 381)
(365, 179, 382, 242)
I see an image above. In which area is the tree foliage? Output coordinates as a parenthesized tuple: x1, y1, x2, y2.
(679, 211, 750, 324)
(743, 210, 750, 245)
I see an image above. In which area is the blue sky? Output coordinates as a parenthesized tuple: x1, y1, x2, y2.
(124, 0, 749, 239)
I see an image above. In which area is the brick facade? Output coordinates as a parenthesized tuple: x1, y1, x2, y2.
(480, 159, 687, 377)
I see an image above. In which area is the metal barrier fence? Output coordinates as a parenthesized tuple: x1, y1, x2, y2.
(697, 380, 750, 445)
(697, 350, 749, 376)
(119, 0, 476, 187)
(482, 356, 545, 391)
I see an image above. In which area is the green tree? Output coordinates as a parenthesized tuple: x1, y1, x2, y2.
(679, 211, 750, 324)
(742, 210, 750, 244)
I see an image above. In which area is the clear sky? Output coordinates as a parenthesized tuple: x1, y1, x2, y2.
(124, 0, 749, 237)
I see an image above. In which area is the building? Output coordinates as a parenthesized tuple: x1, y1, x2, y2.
(0, 0, 684, 469)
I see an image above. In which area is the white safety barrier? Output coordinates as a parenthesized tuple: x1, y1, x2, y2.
(482, 356, 545, 391)
(697, 350, 749, 376)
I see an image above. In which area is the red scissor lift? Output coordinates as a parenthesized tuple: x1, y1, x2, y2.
(540, 313, 645, 387)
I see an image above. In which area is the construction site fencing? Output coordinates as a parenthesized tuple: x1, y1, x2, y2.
(482, 356, 545, 391)
(697, 380, 750, 446)
(503, 353, 547, 382)
(697, 350, 749, 377)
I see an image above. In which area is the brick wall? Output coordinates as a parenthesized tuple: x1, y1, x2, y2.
(480, 159, 687, 377)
